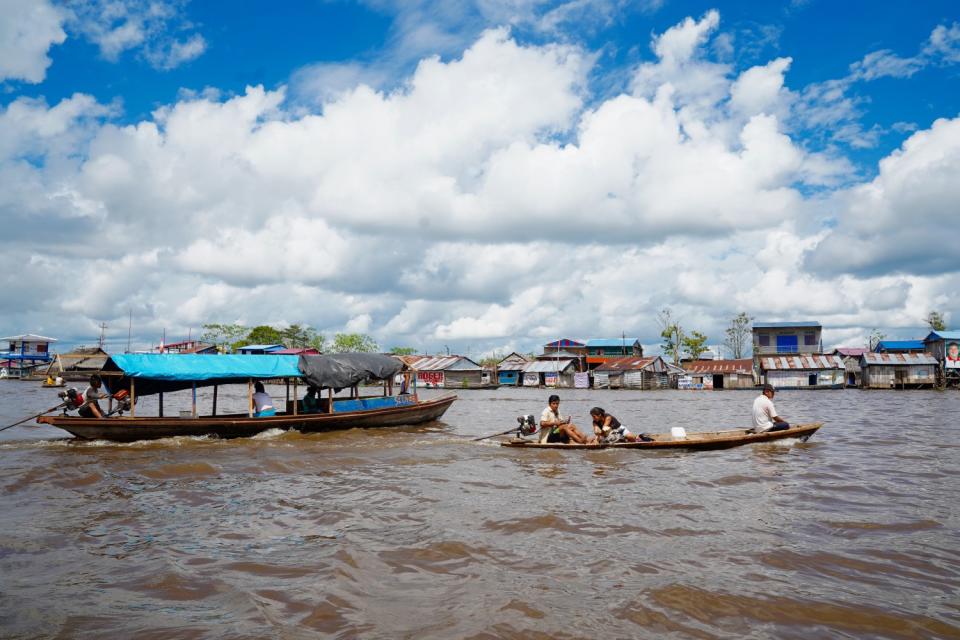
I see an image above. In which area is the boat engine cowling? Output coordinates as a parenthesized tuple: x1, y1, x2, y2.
(516, 414, 538, 437)
(57, 387, 84, 411)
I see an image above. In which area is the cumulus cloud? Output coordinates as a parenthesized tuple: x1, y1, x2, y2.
(1, 9, 958, 353)
(0, 0, 66, 83)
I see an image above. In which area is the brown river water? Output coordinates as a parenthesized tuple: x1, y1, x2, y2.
(1, 381, 958, 639)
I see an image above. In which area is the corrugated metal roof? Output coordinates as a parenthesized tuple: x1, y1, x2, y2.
(594, 356, 666, 372)
(585, 338, 640, 347)
(522, 359, 576, 373)
(544, 339, 585, 348)
(753, 321, 821, 329)
(239, 344, 285, 351)
(536, 350, 583, 359)
(1, 334, 58, 342)
(399, 355, 481, 371)
(833, 347, 867, 357)
(924, 331, 960, 341)
(875, 340, 925, 351)
(684, 359, 753, 374)
(760, 355, 844, 370)
(862, 352, 937, 365)
(496, 361, 527, 371)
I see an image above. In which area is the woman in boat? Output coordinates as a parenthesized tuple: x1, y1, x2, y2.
(251, 382, 276, 417)
(590, 407, 647, 443)
(302, 386, 320, 413)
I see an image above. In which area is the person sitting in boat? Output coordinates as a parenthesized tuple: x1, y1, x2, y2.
(252, 382, 276, 417)
(751, 384, 789, 433)
(78, 374, 108, 418)
(539, 394, 594, 444)
(302, 386, 320, 413)
(589, 407, 649, 443)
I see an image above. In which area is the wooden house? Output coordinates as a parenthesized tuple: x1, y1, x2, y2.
(679, 359, 754, 390)
(522, 359, 577, 388)
(237, 344, 286, 355)
(41, 346, 109, 382)
(495, 352, 529, 386)
(829, 348, 867, 387)
(759, 355, 844, 389)
(398, 355, 483, 388)
(1, 334, 57, 378)
(585, 338, 642, 370)
(593, 356, 670, 390)
(860, 352, 937, 389)
(752, 321, 822, 357)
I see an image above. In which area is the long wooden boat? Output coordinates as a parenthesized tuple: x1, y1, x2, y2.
(500, 423, 822, 451)
(36, 353, 457, 442)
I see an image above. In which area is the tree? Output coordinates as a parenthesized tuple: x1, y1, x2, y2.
(331, 332, 379, 353)
(867, 328, 886, 351)
(281, 324, 324, 351)
(657, 308, 684, 366)
(723, 312, 752, 359)
(682, 331, 709, 360)
(201, 323, 248, 352)
(241, 325, 284, 348)
(389, 346, 416, 355)
(925, 311, 947, 331)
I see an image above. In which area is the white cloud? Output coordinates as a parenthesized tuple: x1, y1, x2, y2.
(0, 0, 66, 83)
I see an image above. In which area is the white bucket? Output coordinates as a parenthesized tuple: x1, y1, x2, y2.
(670, 427, 687, 440)
(179, 410, 193, 419)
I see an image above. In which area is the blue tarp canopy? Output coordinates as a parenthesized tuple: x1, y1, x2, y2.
(102, 354, 302, 396)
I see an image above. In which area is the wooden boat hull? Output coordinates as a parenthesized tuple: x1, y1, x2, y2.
(500, 423, 822, 451)
(37, 394, 457, 442)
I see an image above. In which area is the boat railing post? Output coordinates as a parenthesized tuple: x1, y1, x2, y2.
(130, 379, 136, 418)
(248, 379, 253, 417)
(285, 379, 290, 414)
(293, 377, 298, 416)
(212, 385, 218, 416)
(159, 392, 164, 417)
(383, 379, 387, 397)
(328, 387, 334, 413)
(192, 382, 197, 418)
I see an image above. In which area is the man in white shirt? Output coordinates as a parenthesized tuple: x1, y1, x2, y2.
(539, 394, 594, 444)
(751, 384, 789, 433)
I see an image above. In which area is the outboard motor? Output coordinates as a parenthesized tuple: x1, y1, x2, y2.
(57, 387, 84, 413)
(516, 414, 538, 437)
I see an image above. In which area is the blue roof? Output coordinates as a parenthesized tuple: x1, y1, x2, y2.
(238, 344, 285, 351)
(924, 331, 960, 341)
(585, 338, 640, 347)
(106, 354, 301, 381)
(875, 340, 925, 352)
(753, 321, 821, 329)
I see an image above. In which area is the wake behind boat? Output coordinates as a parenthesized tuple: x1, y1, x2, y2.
(499, 423, 822, 450)
(37, 353, 456, 442)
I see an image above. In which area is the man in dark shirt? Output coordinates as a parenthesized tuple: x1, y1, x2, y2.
(78, 374, 108, 418)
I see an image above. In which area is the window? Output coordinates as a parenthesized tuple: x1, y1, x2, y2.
(37, 343, 48, 353)
(758, 334, 770, 347)
(804, 332, 818, 346)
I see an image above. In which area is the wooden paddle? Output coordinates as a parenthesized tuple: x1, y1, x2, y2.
(0, 402, 67, 434)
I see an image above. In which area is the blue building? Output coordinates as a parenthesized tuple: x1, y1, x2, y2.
(1, 334, 57, 378)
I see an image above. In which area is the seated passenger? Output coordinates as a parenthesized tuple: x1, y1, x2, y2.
(252, 381, 276, 417)
(538, 394, 595, 444)
(302, 386, 320, 413)
(589, 407, 649, 442)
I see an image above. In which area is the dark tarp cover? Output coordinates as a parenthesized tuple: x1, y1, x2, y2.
(298, 353, 403, 390)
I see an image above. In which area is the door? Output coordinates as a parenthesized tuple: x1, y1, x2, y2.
(777, 334, 799, 353)
(808, 373, 818, 386)
(713, 374, 724, 389)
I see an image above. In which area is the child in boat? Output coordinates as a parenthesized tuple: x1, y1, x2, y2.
(252, 382, 276, 417)
(539, 395, 595, 444)
(590, 407, 648, 442)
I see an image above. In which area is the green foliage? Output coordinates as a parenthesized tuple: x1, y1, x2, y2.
(282, 324, 324, 351)
(200, 323, 248, 352)
(682, 331, 709, 360)
(925, 310, 947, 331)
(657, 308, 684, 365)
(331, 333, 379, 353)
(867, 328, 886, 351)
(723, 312, 752, 359)
(389, 346, 416, 355)
(242, 325, 284, 348)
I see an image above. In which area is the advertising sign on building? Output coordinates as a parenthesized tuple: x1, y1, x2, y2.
(947, 341, 960, 369)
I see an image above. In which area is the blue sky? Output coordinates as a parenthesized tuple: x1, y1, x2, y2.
(1, 0, 959, 355)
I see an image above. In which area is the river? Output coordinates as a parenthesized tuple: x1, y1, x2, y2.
(1, 381, 958, 639)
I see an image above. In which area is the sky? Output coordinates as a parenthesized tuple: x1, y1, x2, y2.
(1, 0, 959, 357)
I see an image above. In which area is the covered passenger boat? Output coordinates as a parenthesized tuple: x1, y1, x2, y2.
(500, 423, 822, 451)
(37, 353, 456, 441)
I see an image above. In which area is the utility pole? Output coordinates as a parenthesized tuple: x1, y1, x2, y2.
(98, 322, 107, 349)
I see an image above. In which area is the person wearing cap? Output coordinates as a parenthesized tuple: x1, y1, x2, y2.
(751, 384, 789, 433)
(539, 394, 595, 444)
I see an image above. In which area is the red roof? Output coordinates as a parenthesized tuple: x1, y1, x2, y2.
(594, 356, 666, 372)
(273, 348, 320, 355)
(834, 347, 867, 357)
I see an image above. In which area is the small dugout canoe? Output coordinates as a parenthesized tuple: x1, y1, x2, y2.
(500, 423, 822, 451)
